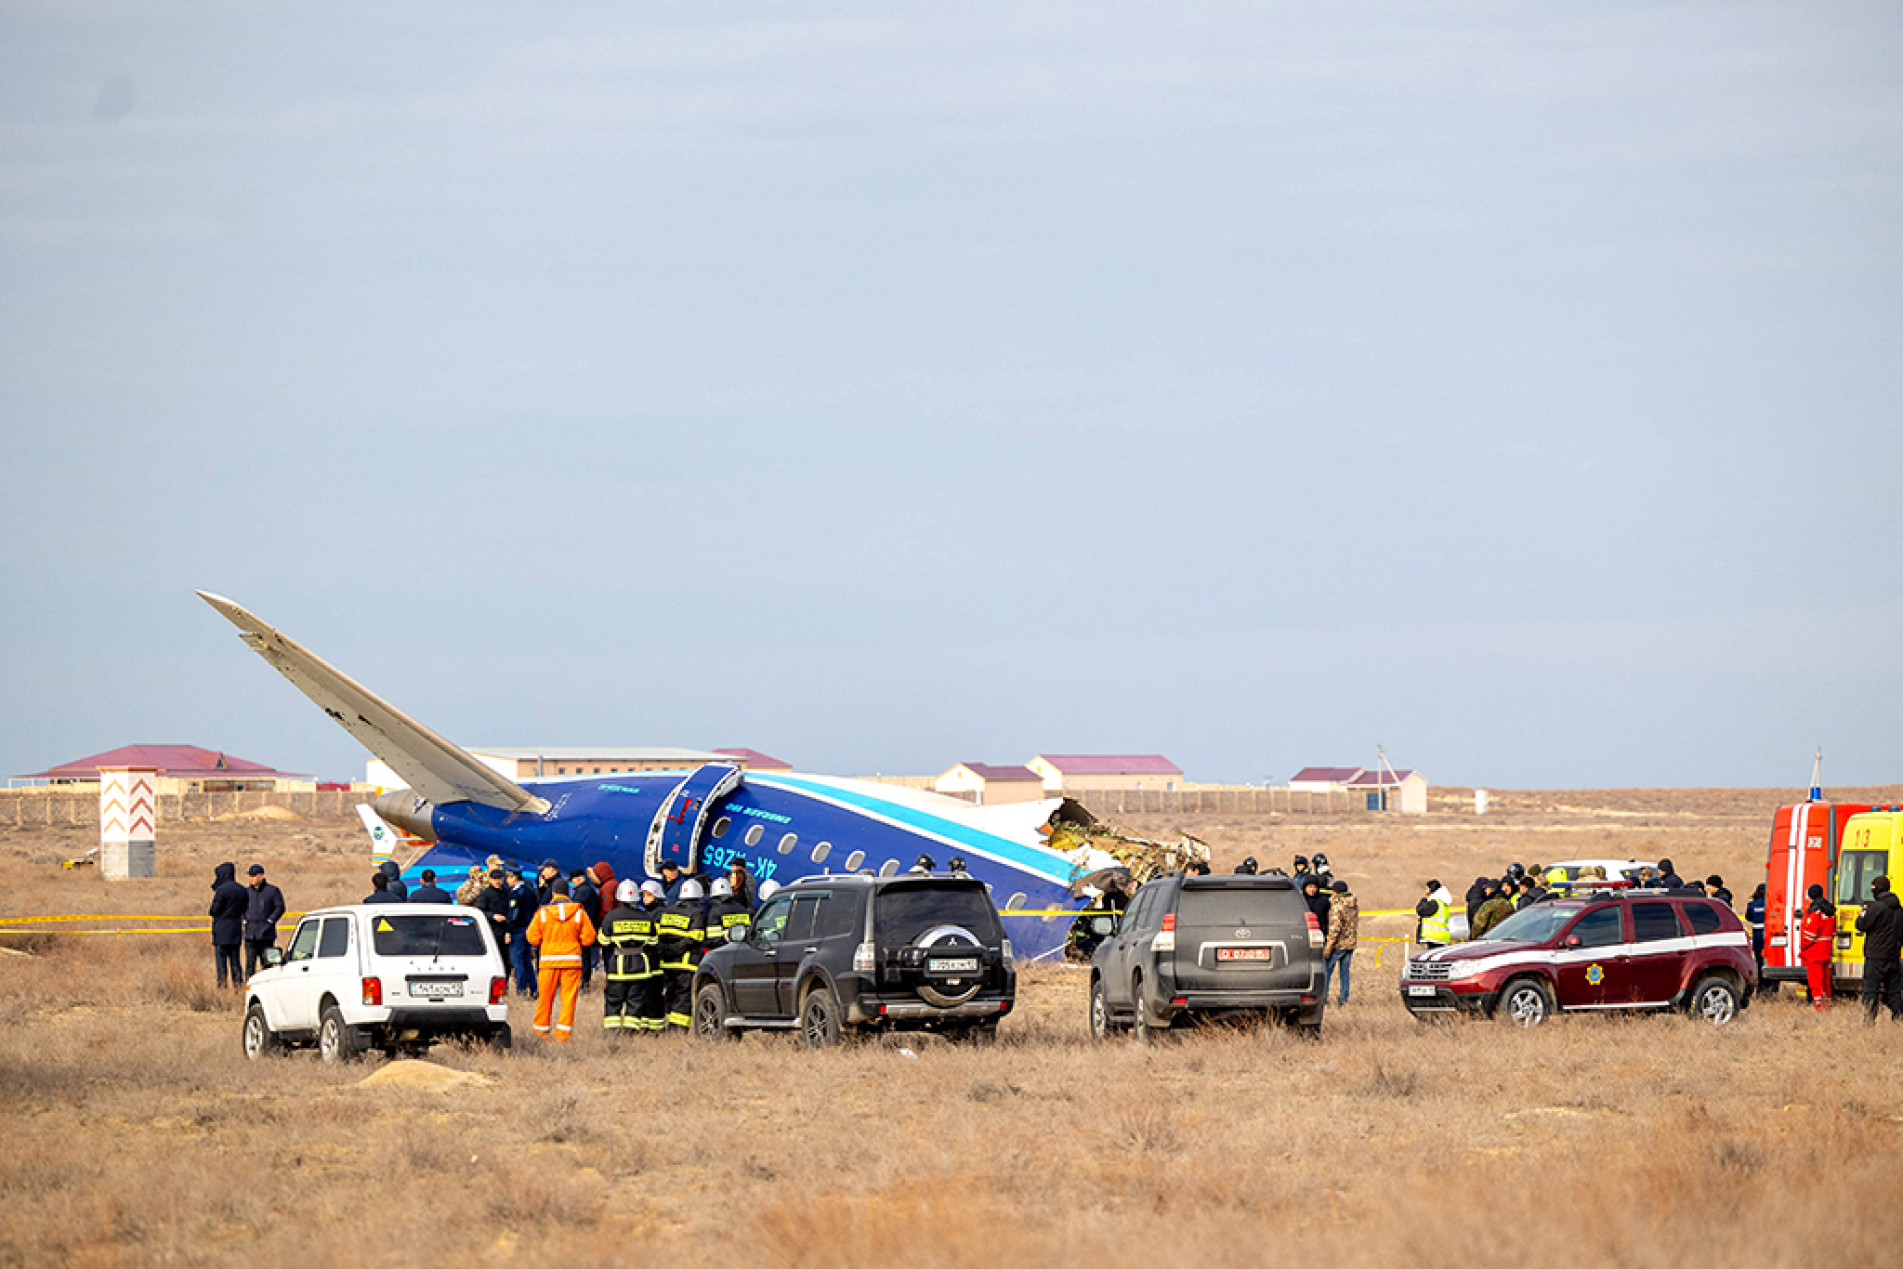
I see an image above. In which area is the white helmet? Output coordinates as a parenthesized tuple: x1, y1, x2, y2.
(640, 880, 665, 900)
(710, 879, 732, 899)
(679, 879, 704, 901)
(758, 880, 781, 902)
(616, 879, 638, 903)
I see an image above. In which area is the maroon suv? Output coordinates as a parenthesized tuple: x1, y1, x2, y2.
(1400, 890, 1756, 1027)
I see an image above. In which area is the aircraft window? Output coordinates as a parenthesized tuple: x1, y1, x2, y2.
(845, 850, 866, 872)
(710, 816, 731, 840)
(778, 833, 797, 855)
(557, 767, 567, 775)
(879, 860, 899, 878)
(811, 842, 831, 864)
(745, 824, 764, 847)
(1005, 892, 1028, 912)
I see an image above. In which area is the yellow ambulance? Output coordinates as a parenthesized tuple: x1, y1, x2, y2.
(1832, 809, 1903, 982)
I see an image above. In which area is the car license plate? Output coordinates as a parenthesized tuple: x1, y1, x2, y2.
(1407, 984, 1437, 997)
(931, 957, 980, 973)
(408, 981, 462, 999)
(1217, 947, 1273, 962)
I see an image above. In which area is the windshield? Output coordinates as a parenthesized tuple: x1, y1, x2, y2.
(875, 885, 1000, 945)
(1177, 885, 1301, 926)
(1477, 903, 1581, 944)
(369, 912, 487, 957)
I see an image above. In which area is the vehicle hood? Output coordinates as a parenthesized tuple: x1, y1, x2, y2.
(1415, 939, 1545, 963)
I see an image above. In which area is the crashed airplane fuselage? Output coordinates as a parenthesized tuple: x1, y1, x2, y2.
(198, 592, 1113, 960)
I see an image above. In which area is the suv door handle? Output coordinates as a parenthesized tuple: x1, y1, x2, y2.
(803, 946, 819, 955)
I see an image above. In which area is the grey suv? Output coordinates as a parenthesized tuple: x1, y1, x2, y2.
(1088, 873, 1325, 1040)
(691, 873, 1016, 1047)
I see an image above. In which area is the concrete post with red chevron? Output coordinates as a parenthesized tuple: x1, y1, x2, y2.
(99, 766, 158, 879)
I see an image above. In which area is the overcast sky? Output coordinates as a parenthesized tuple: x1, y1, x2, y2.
(3, 2, 1900, 790)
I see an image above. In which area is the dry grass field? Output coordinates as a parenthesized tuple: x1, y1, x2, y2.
(4, 788, 1903, 1267)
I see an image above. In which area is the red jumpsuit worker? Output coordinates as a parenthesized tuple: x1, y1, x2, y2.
(1799, 884, 1838, 1011)
(526, 877, 597, 1041)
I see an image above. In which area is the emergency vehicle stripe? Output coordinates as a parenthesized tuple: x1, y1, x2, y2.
(1785, 803, 1809, 963)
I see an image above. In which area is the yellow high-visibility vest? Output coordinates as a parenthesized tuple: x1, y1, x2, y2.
(1421, 898, 1453, 944)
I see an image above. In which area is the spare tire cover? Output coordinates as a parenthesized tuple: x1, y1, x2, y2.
(914, 925, 984, 1008)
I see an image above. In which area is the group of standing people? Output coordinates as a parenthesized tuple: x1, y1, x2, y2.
(206, 862, 286, 987)
(452, 855, 772, 1043)
(1796, 874, 1903, 1021)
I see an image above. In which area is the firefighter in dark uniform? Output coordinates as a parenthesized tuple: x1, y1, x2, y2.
(705, 878, 752, 948)
(632, 880, 669, 1033)
(658, 878, 705, 1033)
(599, 880, 659, 1037)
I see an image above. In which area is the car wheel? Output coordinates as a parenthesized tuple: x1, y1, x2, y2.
(487, 1024, 513, 1051)
(1089, 977, 1114, 1041)
(1498, 978, 1554, 1028)
(318, 1004, 364, 1063)
(1691, 976, 1740, 1026)
(693, 982, 739, 1042)
(242, 1002, 281, 1060)
(800, 984, 843, 1050)
(953, 1021, 999, 1045)
(1131, 972, 1164, 1044)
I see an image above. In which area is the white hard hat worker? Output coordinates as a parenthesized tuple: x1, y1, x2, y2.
(679, 879, 704, 902)
(616, 879, 638, 904)
(758, 880, 781, 902)
(640, 880, 665, 903)
(710, 879, 732, 899)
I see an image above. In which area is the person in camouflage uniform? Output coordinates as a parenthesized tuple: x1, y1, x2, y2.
(1322, 879, 1359, 1004)
(1470, 879, 1516, 938)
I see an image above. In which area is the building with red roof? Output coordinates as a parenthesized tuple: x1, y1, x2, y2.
(933, 762, 1046, 805)
(19, 744, 312, 793)
(1026, 754, 1182, 794)
(713, 748, 794, 773)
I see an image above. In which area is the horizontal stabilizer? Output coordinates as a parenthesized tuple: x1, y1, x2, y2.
(197, 591, 549, 816)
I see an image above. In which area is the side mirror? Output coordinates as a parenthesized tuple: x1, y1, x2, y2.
(263, 947, 285, 967)
(1088, 915, 1119, 937)
(1562, 936, 1581, 949)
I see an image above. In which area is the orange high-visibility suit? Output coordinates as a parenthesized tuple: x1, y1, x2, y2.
(526, 897, 597, 1041)
(1800, 906, 1837, 1009)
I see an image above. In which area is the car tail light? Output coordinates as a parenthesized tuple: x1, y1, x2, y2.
(1161, 913, 1176, 932)
(997, 1000, 1011, 1014)
(1301, 994, 1316, 1005)
(362, 977, 382, 1006)
(1000, 938, 1013, 964)
(1306, 912, 1324, 947)
(854, 940, 876, 973)
(489, 976, 506, 1005)
(1171, 996, 1188, 1007)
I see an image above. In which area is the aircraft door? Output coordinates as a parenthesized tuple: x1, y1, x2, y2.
(643, 763, 743, 879)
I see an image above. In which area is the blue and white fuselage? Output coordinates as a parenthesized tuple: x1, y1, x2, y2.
(405, 769, 1098, 958)
(194, 590, 1110, 961)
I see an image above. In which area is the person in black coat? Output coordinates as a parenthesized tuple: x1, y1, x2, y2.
(243, 865, 286, 978)
(1656, 858, 1684, 890)
(1302, 876, 1332, 933)
(1465, 877, 1489, 923)
(569, 868, 601, 988)
(208, 862, 248, 988)
(407, 868, 452, 904)
(1855, 876, 1903, 1022)
(363, 872, 404, 905)
(377, 859, 409, 900)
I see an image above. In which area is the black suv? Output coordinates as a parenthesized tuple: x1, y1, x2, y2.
(690, 873, 1016, 1048)
(1088, 873, 1325, 1040)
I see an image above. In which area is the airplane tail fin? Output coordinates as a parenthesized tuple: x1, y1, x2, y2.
(197, 591, 549, 815)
